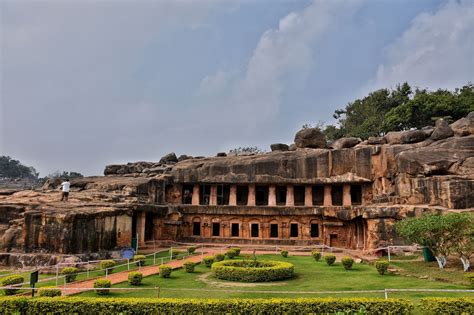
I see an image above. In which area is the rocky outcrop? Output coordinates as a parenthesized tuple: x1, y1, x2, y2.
(330, 137, 361, 149)
(294, 128, 326, 148)
(368, 137, 386, 145)
(451, 112, 474, 136)
(431, 118, 454, 141)
(159, 152, 178, 164)
(270, 143, 290, 152)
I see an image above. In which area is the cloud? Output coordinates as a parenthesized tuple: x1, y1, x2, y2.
(370, 0, 474, 90)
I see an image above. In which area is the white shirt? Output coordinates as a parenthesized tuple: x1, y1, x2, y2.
(61, 182, 71, 192)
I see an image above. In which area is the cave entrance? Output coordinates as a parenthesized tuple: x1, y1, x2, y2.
(312, 185, 324, 205)
(270, 224, 279, 238)
(217, 184, 230, 205)
(236, 185, 248, 205)
(182, 184, 194, 204)
(351, 184, 362, 205)
(294, 185, 305, 206)
(145, 212, 154, 241)
(231, 223, 240, 237)
(276, 185, 287, 205)
(332, 185, 343, 206)
(255, 185, 268, 206)
(199, 184, 211, 205)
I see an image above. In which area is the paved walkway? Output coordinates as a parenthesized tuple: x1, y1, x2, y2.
(60, 250, 214, 295)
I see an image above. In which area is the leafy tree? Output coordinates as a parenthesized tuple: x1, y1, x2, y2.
(448, 213, 474, 271)
(0, 156, 38, 179)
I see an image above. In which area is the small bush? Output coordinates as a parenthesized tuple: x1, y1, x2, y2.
(184, 261, 196, 273)
(341, 257, 354, 270)
(226, 249, 238, 259)
(37, 287, 61, 297)
(0, 274, 24, 295)
(312, 250, 321, 261)
(375, 260, 389, 275)
(128, 272, 143, 286)
(214, 254, 225, 262)
(465, 273, 474, 288)
(187, 246, 197, 254)
(324, 254, 336, 266)
(134, 255, 146, 266)
(203, 256, 215, 268)
(93, 279, 111, 295)
(281, 250, 288, 258)
(100, 260, 116, 274)
(170, 249, 184, 259)
(232, 248, 241, 256)
(160, 265, 172, 278)
(61, 267, 78, 283)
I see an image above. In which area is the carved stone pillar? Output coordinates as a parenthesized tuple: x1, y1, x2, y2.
(343, 184, 352, 207)
(268, 185, 276, 206)
(305, 185, 313, 206)
(137, 211, 146, 245)
(247, 184, 256, 206)
(229, 185, 237, 206)
(286, 185, 294, 206)
(192, 184, 200, 205)
(324, 185, 332, 206)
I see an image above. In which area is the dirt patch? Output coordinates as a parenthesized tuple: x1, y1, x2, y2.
(197, 272, 288, 287)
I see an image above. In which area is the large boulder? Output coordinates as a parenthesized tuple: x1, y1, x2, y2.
(330, 137, 361, 149)
(294, 128, 326, 148)
(270, 143, 289, 152)
(431, 119, 454, 141)
(451, 112, 474, 136)
(400, 130, 428, 144)
(159, 152, 178, 164)
(177, 155, 193, 162)
(367, 137, 386, 145)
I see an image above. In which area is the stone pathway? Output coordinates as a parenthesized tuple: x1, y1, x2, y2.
(60, 250, 214, 295)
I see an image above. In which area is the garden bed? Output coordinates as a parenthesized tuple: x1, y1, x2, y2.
(211, 260, 294, 282)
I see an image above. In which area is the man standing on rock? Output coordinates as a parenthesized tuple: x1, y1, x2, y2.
(60, 179, 70, 201)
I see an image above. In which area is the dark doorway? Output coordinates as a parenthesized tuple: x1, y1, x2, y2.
(200, 184, 211, 205)
(193, 222, 201, 236)
(132, 212, 137, 237)
(255, 185, 268, 206)
(251, 223, 259, 237)
(312, 185, 324, 205)
(212, 222, 220, 236)
(290, 223, 298, 237)
(236, 185, 248, 205)
(310, 224, 319, 238)
(294, 185, 305, 206)
(276, 186, 287, 205)
(182, 184, 194, 204)
(351, 184, 362, 205)
(270, 224, 279, 238)
(330, 234, 339, 247)
(217, 184, 230, 205)
(332, 185, 343, 206)
(145, 212, 154, 241)
(231, 223, 239, 237)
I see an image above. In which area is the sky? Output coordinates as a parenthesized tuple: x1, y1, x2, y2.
(1, 0, 473, 176)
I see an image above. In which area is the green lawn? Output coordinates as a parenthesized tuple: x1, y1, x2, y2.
(76, 254, 473, 302)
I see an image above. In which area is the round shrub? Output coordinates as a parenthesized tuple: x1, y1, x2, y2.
(212, 260, 295, 282)
(128, 272, 143, 286)
(232, 248, 241, 256)
(281, 250, 288, 258)
(38, 287, 62, 297)
(375, 260, 389, 275)
(159, 265, 172, 278)
(134, 255, 146, 266)
(93, 278, 111, 295)
(324, 254, 336, 266)
(341, 257, 354, 270)
(465, 273, 474, 288)
(184, 261, 196, 273)
(214, 253, 225, 262)
(312, 250, 321, 261)
(100, 260, 116, 274)
(170, 249, 184, 259)
(0, 274, 24, 296)
(226, 249, 238, 259)
(187, 246, 197, 254)
(61, 267, 78, 283)
(203, 256, 215, 268)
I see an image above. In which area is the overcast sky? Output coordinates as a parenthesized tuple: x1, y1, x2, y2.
(1, 0, 473, 176)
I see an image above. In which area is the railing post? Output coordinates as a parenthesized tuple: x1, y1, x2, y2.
(87, 265, 90, 279)
(55, 264, 59, 286)
(170, 246, 173, 261)
(153, 253, 156, 265)
(105, 268, 108, 278)
(384, 288, 388, 299)
(388, 246, 391, 262)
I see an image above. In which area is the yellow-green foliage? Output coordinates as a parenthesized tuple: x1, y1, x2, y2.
(226, 249, 238, 259)
(324, 254, 336, 266)
(128, 272, 143, 286)
(170, 249, 184, 259)
(341, 257, 354, 270)
(99, 260, 116, 274)
(159, 265, 172, 278)
(203, 256, 215, 268)
(465, 273, 474, 288)
(37, 287, 61, 297)
(212, 260, 294, 282)
(0, 297, 414, 314)
(214, 253, 225, 262)
(93, 279, 111, 295)
(60, 267, 78, 283)
(311, 250, 321, 261)
(420, 298, 474, 314)
(184, 261, 196, 273)
(375, 260, 389, 275)
(232, 248, 241, 256)
(0, 274, 24, 296)
(281, 250, 288, 258)
(134, 255, 146, 266)
(187, 246, 197, 254)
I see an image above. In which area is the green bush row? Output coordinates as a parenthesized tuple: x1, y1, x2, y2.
(0, 297, 418, 314)
(212, 260, 294, 282)
(37, 287, 62, 297)
(60, 267, 78, 283)
(0, 274, 24, 296)
(419, 298, 474, 314)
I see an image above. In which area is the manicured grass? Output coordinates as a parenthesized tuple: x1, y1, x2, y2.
(76, 254, 473, 302)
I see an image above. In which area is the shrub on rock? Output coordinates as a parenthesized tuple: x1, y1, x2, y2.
(159, 266, 172, 278)
(375, 260, 389, 275)
(0, 274, 24, 295)
(324, 255, 336, 266)
(341, 257, 354, 270)
(93, 279, 111, 295)
(61, 267, 79, 283)
(38, 287, 62, 297)
(203, 256, 215, 268)
(312, 250, 321, 261)
(128, 272, 143, 286)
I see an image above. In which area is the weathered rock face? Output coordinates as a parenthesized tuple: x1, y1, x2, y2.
(159, 152, 178, 164)
(368, 137, 386, 145)
(294, 128, 326, 148)
(431, 118, 454, 141)
(270, 143, 290, 152)
(330, 137, 361, 149)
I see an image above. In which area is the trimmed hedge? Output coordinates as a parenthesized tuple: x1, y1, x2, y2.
(128, 272, 143, 286)
(37, 287, 61, 297)
(420, 298, 474, 314)
(0, 297, 414, 314)
(61, 267, 78, 283)
(170, 249, 184, 259)
(311, 250, 321, 261)
(134, 255, 146, 266)
(226, 249, 238, 259)
(212, 260, 294, 282)
(99, 260, 116, 274)
(465, 273, 474, 288)
(93, 279, 111, 295)
(375, 260, 389, 275)
(0, 274, 24, 296)
(341, 257, 354, 270)
(203, 256, 215, 268)
(324, 254, 336, 266)
(187, 246, 197, 254)
(159, 265, 172, 278)
(214, 254, 225, 262)
(281, 250, 288, 258)
(232, 247, 241, 256)
(184, 261, 196, 273)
